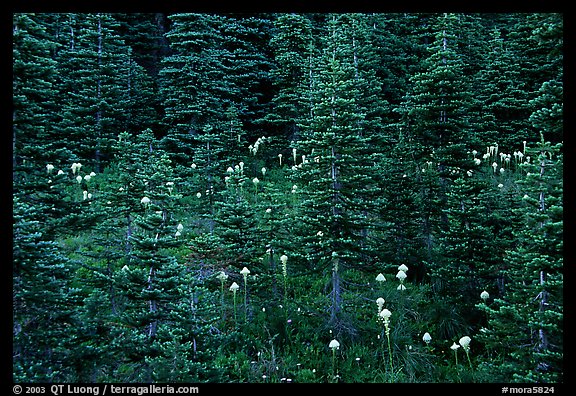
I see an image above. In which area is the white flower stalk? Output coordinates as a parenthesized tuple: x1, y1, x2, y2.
(140, 196, 150, 205)
(376, 273, 386, 282)
(376, 297, 385, 313)
(398, 264, 408, 272)
(76, 175, 83, 183)
(423, 332, 432, 345)
(379, 308, 394, 371)
(451, 342, 460, 367)
(46, 164, 54, 173)
(174, 231, 181, 237)
(329, 339, 340, 380)
(230, 281, 240, 322)
(261, 167, 266, 177)
(280, 255, 288, 277)
(83, 190, 88, 200)
(177, 223, 184, 232)
(397, 284, 407, 291)
(240, 267, 250, 322)
(217, 271, 228, 320)
(278, 153, 283, 165)
(292, 148, 297, 164)
(84, 174, 91, 182)
(459, 336, 473, 369)
(480, 290, 489, 301)
(252, 177, 259, 185)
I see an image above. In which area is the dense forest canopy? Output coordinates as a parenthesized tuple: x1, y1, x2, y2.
(12, 12, 563, 383)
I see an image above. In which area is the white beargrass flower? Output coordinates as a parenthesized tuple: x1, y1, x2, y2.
(498, 183, 504, 188)
(474, 158, 481, 165)
(196, 192, 202, 198)
(459, 336, 471, 350)
(266, 208, 272, 213)
(177, 223, 184, 232)
(83, 190, 88, 200)
(76, 175, 83, 183)
(329, 339, 340, 350)
(46, 164, 54, 173)
(423, 332, 432, 344)
(280, 255, 288, 265)
(398, 264, 408, 272)
(240, 267, 250, 276)
(379, 308, 392, 320)
(261, 167, 266, 176)
(253, 177, 259, 185)
(396, 270, 407, 281)
(217, 271, 228, 282)
(376, 273, 386, 282)
(450, 342, 460, 351)
(175, 231, 181, 237)
(191, 163, 197, 169)
(84, 174, 91, 182)
(376, 297, 385, 312)
(230, 282, 239, 292)
(480, 290, 489, 301)
(227, 167, 234, 173)
(57, 169, 64, 175)
(71, 162, 82, 174)
(89, 171, 96, 177)
(397, 284, 407, 291)
(140, 197, 150, 205)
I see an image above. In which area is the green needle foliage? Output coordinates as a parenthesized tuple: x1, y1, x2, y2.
(12, 12, 562, 383)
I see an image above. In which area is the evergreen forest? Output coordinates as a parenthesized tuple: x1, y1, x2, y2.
(12, 12, 563, 383)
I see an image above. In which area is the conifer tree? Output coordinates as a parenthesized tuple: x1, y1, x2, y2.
(290, 14, 384, 338)
(478, 136, 563, 383)
(51, 13, 155, 171)
(13, 13, 64, 171)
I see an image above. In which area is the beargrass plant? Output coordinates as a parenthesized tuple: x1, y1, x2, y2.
(329, 339, 340, 382)
(280, 254, 288, 309)
(230, 282, 239, 323)
(379, 308, 393, 373)
(217, 271, 228, 321)
(240, 267, 250, 322)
